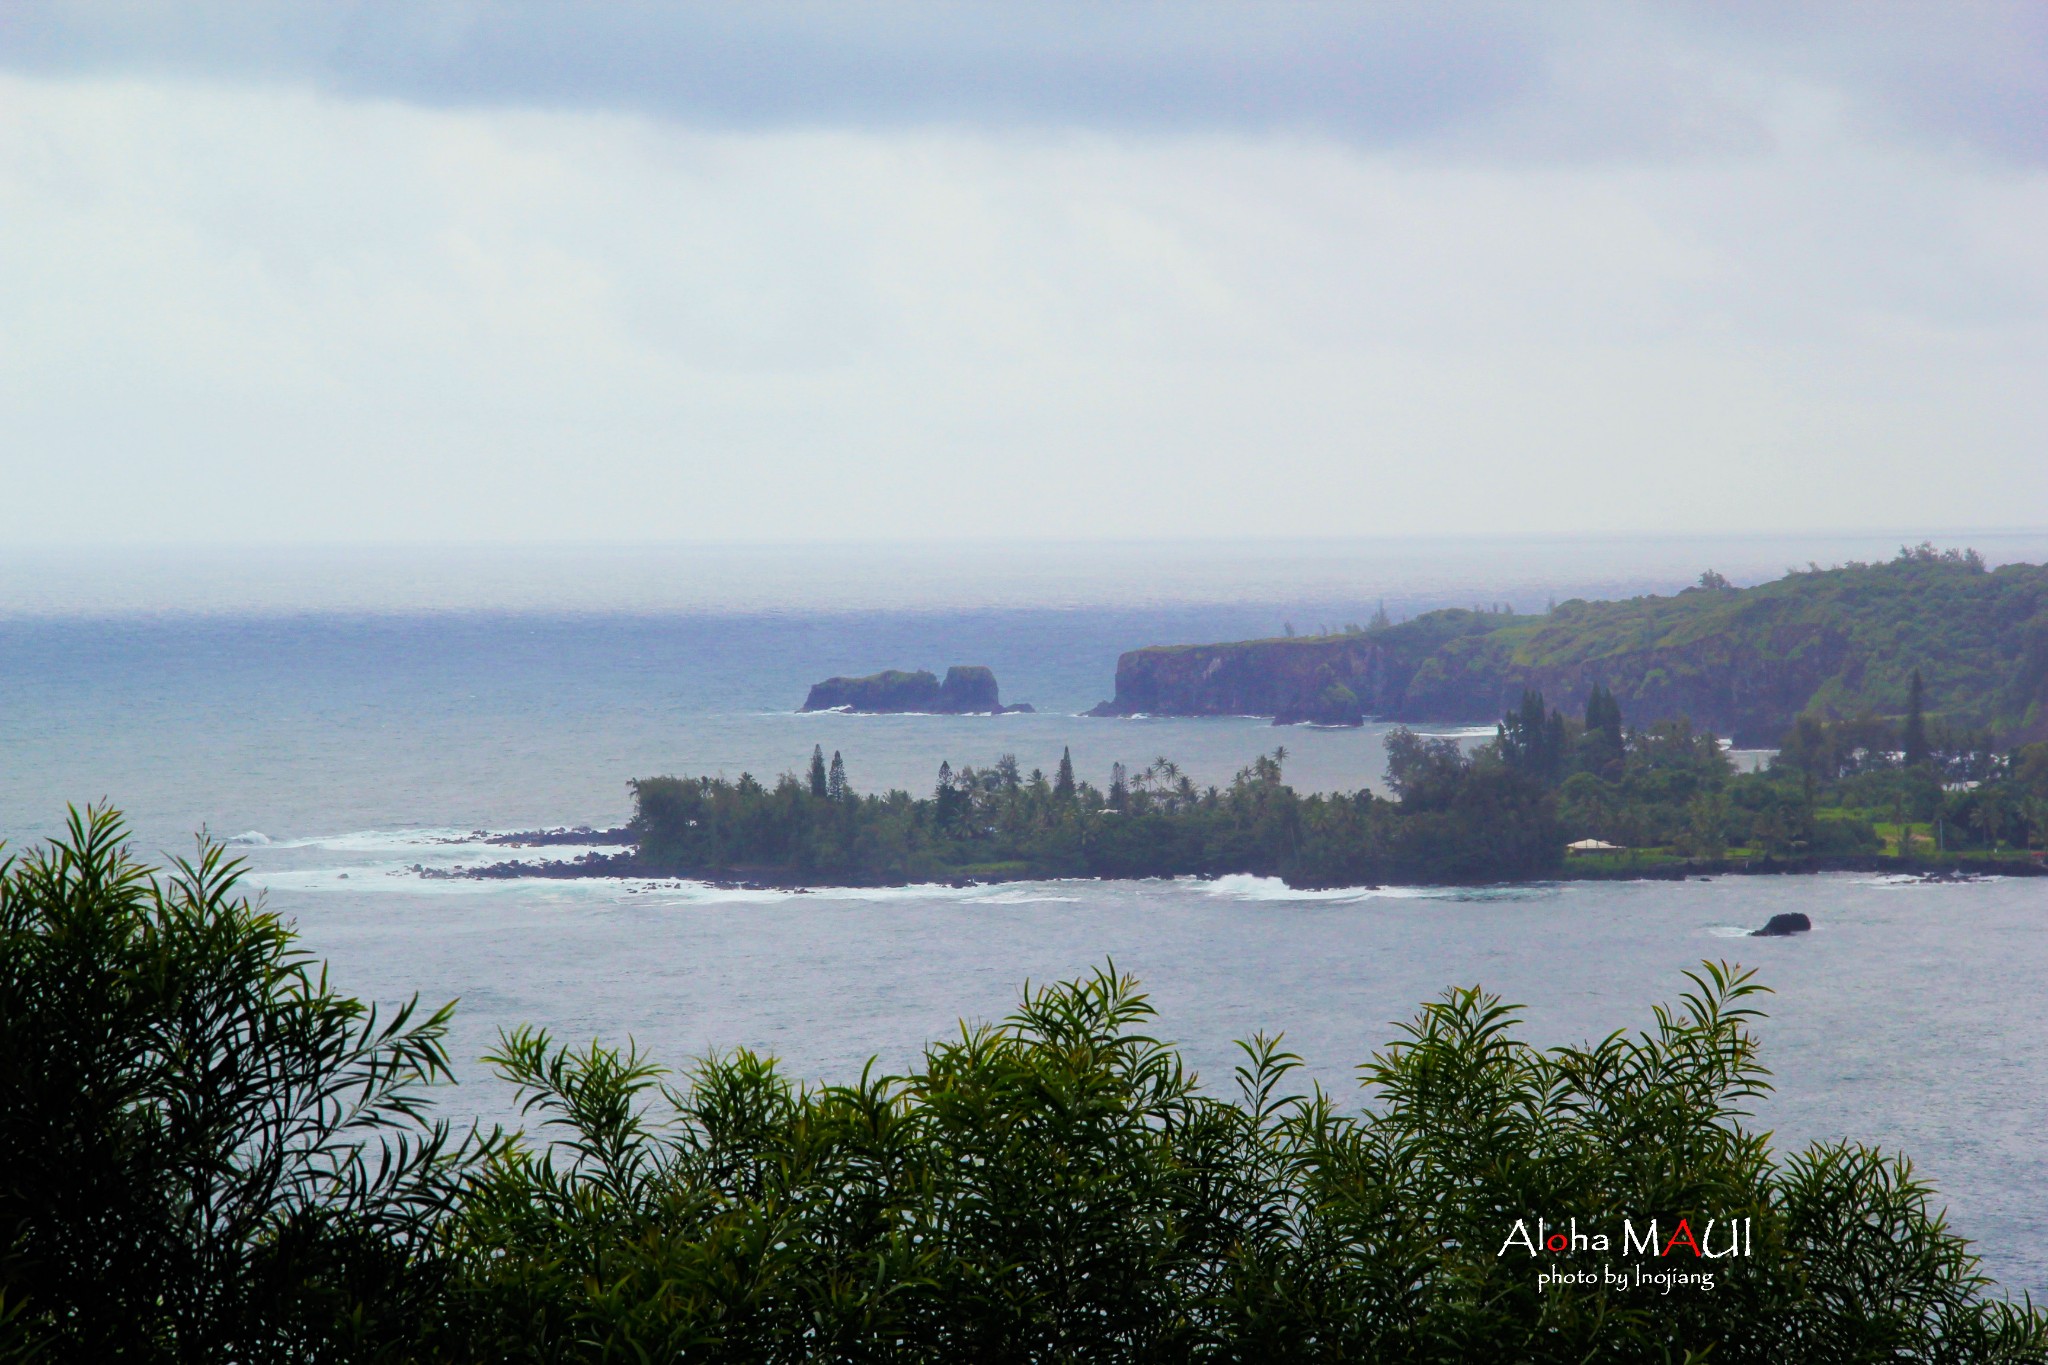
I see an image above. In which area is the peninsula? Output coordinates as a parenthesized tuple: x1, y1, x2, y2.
(446, 676, 2048, 889)
(802, 665, 1033, 715)
(1089, 546, 2048, 746)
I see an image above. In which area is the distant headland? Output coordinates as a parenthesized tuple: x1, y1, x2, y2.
(801, 665, 1033, 715)
(1090, 546, 2048, 746)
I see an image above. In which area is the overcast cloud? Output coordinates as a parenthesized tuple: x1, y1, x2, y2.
(1, 2, 2043, 543)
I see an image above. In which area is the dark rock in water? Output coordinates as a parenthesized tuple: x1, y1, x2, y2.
(801, 665, 1030, 714)
(937, 665, 1001, 712)
(487, 825, 633, 847)
(1752, 912, 1813, 937)
(804, 668, 940, 712)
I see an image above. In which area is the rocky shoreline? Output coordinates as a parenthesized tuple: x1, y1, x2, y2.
(428, 841, 2046, 890)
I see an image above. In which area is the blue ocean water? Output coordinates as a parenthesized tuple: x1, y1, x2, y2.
(0, 604, 1482, 849)
(4, 534, 2047, 1292)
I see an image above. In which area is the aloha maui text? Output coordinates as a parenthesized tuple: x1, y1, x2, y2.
(1498, 1217, 1753, 1261)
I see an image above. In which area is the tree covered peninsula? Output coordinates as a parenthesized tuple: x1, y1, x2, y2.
(1091, 546, 2048, 744)
(479, 682, 2048, 889)
(621, 740, 1561, 888)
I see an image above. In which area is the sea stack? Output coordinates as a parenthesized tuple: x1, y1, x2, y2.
(1752, 912, 1813, 937)
(800, 666, 1033, 715)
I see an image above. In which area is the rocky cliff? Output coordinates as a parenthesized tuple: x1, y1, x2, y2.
(1091, 553, 2048, 745)
(1088, 609, 1510, 727)
(802, 665, 1032, 715)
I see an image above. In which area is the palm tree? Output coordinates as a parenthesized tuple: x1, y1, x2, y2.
(1968, 800, 2003, 854)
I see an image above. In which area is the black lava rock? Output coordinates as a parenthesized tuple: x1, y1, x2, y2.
(1751, 912, 1813, 937)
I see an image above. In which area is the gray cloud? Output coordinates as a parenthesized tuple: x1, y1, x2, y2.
(3, 2, 2039, 161)
(2, 4, 2043, 548)
(1669, 1, 2048, 163)
(3, 2, 1537, 141)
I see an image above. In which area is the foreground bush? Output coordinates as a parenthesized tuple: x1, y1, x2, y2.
(4, 814, 2043, 1362)
(444, 968, 2045, 1364)
(0, 810, 468, 1363)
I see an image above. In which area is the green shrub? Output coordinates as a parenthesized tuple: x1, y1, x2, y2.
(442, 965, 2047, 1364)
(1809, 814, 1883, 856)
(5, 814, 2040, 1362)
(0, 809, 469, 1363)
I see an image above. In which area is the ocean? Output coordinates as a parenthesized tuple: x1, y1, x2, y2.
(4, 532, 2046, 1293)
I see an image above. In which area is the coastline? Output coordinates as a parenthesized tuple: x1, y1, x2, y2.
(431, 841, 2048, 892)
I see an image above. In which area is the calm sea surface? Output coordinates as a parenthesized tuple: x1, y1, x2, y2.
(4, 535, 2045, 1293)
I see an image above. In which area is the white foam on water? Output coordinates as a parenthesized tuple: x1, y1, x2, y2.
(254, 869, 824, 907)
(246, 858, 1047, 908)
(1200, 873, 1415, 903)
(244, 830, 1562, 911)
(1852, 872, 2018, 890)
(792, 881, 1010, 904)
(789, 709, 1034, 719)
(253, 867, 522, 896)
(1198, 873, 1559, 904)
(269, 828, 501, 852)
(257, 828, 626, 869)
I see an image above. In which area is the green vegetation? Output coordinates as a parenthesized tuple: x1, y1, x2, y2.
(619, 670, 2048, 890)
(1482, 545, 2048, 746)
(627, 741, 1561, 888)
(1099, 545, 2048, 746)
(0, 809, 470, 1361)
(1541, 690, 2048, 868)
(6, 814, 2045, 1361)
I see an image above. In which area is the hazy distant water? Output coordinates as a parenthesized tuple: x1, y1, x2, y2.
(4, 533, 2047, 1293)
(11, 531, 2048, 618)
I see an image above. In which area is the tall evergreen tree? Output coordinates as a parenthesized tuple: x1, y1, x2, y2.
(1499, 690, 1566, 784)
(1575, 684, 1625, 781)
(1903, 670, 1929, 768)
(808, 745, 829, 798)
(1584, 684, 1623, 749)
(827, 750, 846, 801)
(1108, 761, 1129, 811)
(1054, 747, 1076, 801)
(934, 760, 962, 830)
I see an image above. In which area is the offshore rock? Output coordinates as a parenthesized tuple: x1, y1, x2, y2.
(1751, 912, 1813, 936)
(801, 665, 1031, 714)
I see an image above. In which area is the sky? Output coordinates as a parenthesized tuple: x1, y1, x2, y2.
(1, 2, 2044, 545)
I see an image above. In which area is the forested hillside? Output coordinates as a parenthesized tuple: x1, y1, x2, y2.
(1094, 546, 2048, 745)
